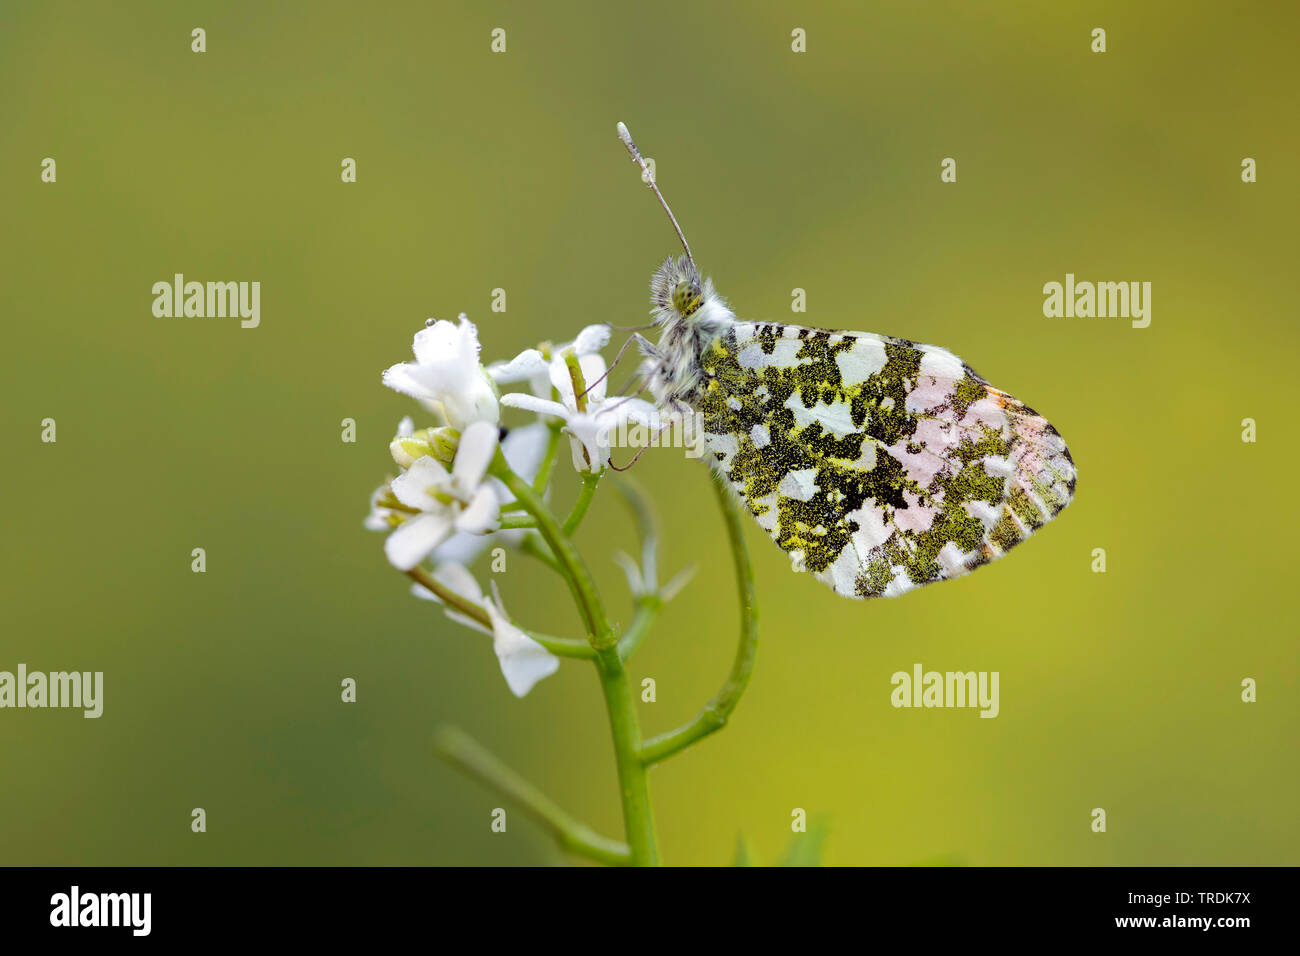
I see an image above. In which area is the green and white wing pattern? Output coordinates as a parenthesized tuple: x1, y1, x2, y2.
(692, 320, 1077, 599)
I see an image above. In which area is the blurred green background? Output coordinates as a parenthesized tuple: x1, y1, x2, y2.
(2, 0, 1296, 866)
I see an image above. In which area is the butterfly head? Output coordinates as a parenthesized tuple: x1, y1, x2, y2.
(672, 278, 704, 317)
(650, 254, 713, 325)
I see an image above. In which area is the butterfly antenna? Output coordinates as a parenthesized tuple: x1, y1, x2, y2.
(617, 122, 694, 269)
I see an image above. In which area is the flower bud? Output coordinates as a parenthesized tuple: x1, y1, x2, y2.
(390, 431, 433, 469)
(390, 425, 461, 469)
(428, 427, 461, 467)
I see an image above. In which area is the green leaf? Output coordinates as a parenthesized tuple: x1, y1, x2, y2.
(732, 833, 758, 866)
(778, 816, 830, 867)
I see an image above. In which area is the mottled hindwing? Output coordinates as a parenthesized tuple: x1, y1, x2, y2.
(693, 321, 1077, 598)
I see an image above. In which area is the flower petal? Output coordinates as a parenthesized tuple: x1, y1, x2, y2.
(391, 455, 451, 509)
(382, 362, 436, 401)
(580, 352, 609, 404)
(501, 422, 552, 484)
(412, 318, 477, 366)
(484, 602, 559, 697)
(364, 484, 395, 530)
(391, 318, 499, 428)
(455, 486, 500, 535)
(428, 530, 490, 567)
(501, 392, 569, 419)
(487, 348, 549, 384)
(432, 561, 486, 604)
(573, 324, 611, 355)
(452, 422, 498, 490)
(447, 609, 493, 635)
(440, 382, 499, 429)
(384, 512, 453, 570)
(613, 551, 644, 595)
(564, 413, 610, 473)
(551, 352, 607, 409)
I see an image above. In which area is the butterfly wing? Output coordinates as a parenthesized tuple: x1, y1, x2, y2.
(693, 321, 1076, 598)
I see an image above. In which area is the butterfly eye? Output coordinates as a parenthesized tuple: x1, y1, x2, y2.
(672, 279, 704, 317)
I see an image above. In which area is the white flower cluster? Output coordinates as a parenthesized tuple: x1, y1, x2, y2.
(366, 315, 657, 696)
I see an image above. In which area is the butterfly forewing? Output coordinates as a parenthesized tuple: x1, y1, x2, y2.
(693, 320, 1076, 598)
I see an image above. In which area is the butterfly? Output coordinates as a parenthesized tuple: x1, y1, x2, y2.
(616, 123, 1077, 599)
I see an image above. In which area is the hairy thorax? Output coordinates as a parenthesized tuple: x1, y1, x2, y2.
(645, 295, 737, 409)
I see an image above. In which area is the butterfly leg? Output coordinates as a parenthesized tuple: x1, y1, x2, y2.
(580, 332, 655, 402)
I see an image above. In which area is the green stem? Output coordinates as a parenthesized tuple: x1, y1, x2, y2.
(492, 456, 658, 864)
(639, 478, 759, 766)
(433, 725, 631, 866)
(563, 472, 602, 536)
(499, 514, 537, 530)
(618, 595, 662, 661)
(406, 566, 593, 659)
(406, 566, 491, 628)
(525, 633, 597, 660)
(594, 647, 660, 865)
(492, 457, 615, 650)
(532, 423, 564, 492)
(519, 533, 563, 574)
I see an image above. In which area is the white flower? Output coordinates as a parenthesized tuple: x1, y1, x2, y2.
(383, 421, 501, 570)
(499, 333, 659, 474)
(365, 417, 426, 531)
(429, 422, 551, 566)
(366, 418, 552, 566)
(487, 324, 611, 399)
(412, 564, 559, 697)
(383, 316, 499, 428)
(364, 482, 402, 531)
(487, 349, 551, 400)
